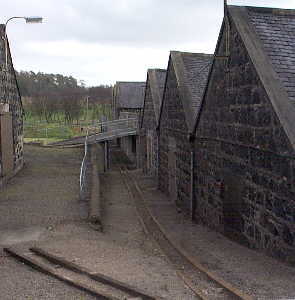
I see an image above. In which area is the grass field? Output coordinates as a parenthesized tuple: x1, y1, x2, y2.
(24, 122, 84, 144)
(23, 106, 110, 145)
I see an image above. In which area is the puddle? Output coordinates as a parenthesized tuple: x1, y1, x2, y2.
(0, 226, 47, 246)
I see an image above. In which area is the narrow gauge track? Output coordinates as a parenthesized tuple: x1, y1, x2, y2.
(4, 246, 160, 300)
(117, 162, 254, 300)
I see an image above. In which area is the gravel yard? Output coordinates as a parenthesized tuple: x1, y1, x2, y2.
(0, 145, 199, 299)
(0, 145, 95, 300)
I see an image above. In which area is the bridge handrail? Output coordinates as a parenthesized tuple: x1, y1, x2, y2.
(93, 118, 138, 128)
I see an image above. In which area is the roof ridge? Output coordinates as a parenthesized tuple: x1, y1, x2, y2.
(171, 50, 212, 58)
(147, 68, 166, 72)
(233, 5, 295, 16)
(171, 51, 212, 133)
(116, 81, 145, 84)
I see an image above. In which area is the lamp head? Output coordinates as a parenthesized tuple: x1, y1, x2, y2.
(24, 17, 43, 24)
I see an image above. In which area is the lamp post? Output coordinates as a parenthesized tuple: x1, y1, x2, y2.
(3, 16, 43, 70)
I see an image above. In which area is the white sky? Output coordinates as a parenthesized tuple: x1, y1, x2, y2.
(1, 0, 294, 86)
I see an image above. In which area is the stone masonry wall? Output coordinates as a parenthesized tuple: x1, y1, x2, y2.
(0, 25, 23, 178)
(159, 60, 193, 212)
(141, 80, 158, 176)
(194, 18, 295, 264)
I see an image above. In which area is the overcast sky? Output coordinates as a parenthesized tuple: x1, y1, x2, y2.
(1, 0, 294, 86)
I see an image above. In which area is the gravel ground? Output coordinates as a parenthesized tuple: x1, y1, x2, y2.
(0, 145, 200, 299)
(0, 145, 96, 300)
(132, 170, 295, 300)
(36, 148, 200, 300)
(0, 256, 97, 300)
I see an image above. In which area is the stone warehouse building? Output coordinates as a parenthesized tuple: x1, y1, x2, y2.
(112, 81, 145, 163)
(112, 81, 146, 120)
(140, 69, 166, 176)
(158, 51, 212, 214)
(0, 25, 23, 187)
(194, 5, 295, 264)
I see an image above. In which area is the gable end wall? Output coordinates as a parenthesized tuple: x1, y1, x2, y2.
(0, 26, 23, 181)
(194, 17, 295, 264)
(141, 81, 158, 176)
(159, 61, 193, 212)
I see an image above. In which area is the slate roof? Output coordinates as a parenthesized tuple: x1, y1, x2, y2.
(146, 69, 167, 126)
(247, 7, 295, 104)
(169, 51, 213, 133)
(114, 81, 146, 109)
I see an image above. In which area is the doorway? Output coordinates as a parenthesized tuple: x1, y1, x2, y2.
(0, 112, 14, 177)
(222, 172, 247, 245)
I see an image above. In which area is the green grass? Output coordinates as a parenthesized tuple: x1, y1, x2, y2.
(23, 105, 112, 145)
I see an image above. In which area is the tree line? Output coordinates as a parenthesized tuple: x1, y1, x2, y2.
(16, 71, 112, 123)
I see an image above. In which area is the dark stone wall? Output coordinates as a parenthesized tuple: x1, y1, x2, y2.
(118, 109, 141, 165)
(142, 82, 157, 130)
(141, 79, 158, 176)
(159, 60, 193, 212)
(120, 135, 136, 164)
(194, 18, 295, 264)
(0, 25, 23, 178)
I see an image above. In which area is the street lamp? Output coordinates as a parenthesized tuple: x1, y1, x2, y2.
(3, 16, 43, 70)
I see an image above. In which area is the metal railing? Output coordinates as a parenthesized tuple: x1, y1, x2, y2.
(92, 118, 138, 131)
(79, 93, 90, 198)
(79, 118, 138, 195)
(79, 133, 89, 198)
(99, 118, 137, 133)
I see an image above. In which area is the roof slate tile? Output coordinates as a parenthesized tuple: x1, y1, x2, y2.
(247, 7, 295, 106)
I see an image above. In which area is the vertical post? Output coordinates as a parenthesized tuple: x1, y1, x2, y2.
(5, 34, 8, 70)
(137, 134, 140, 169)
(85, 96, 89, 137)
(156, 128, 159, 179)
(104, 141, 107, 172)
(104, 141, 109, 172)
(224, 0, 230, 58)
